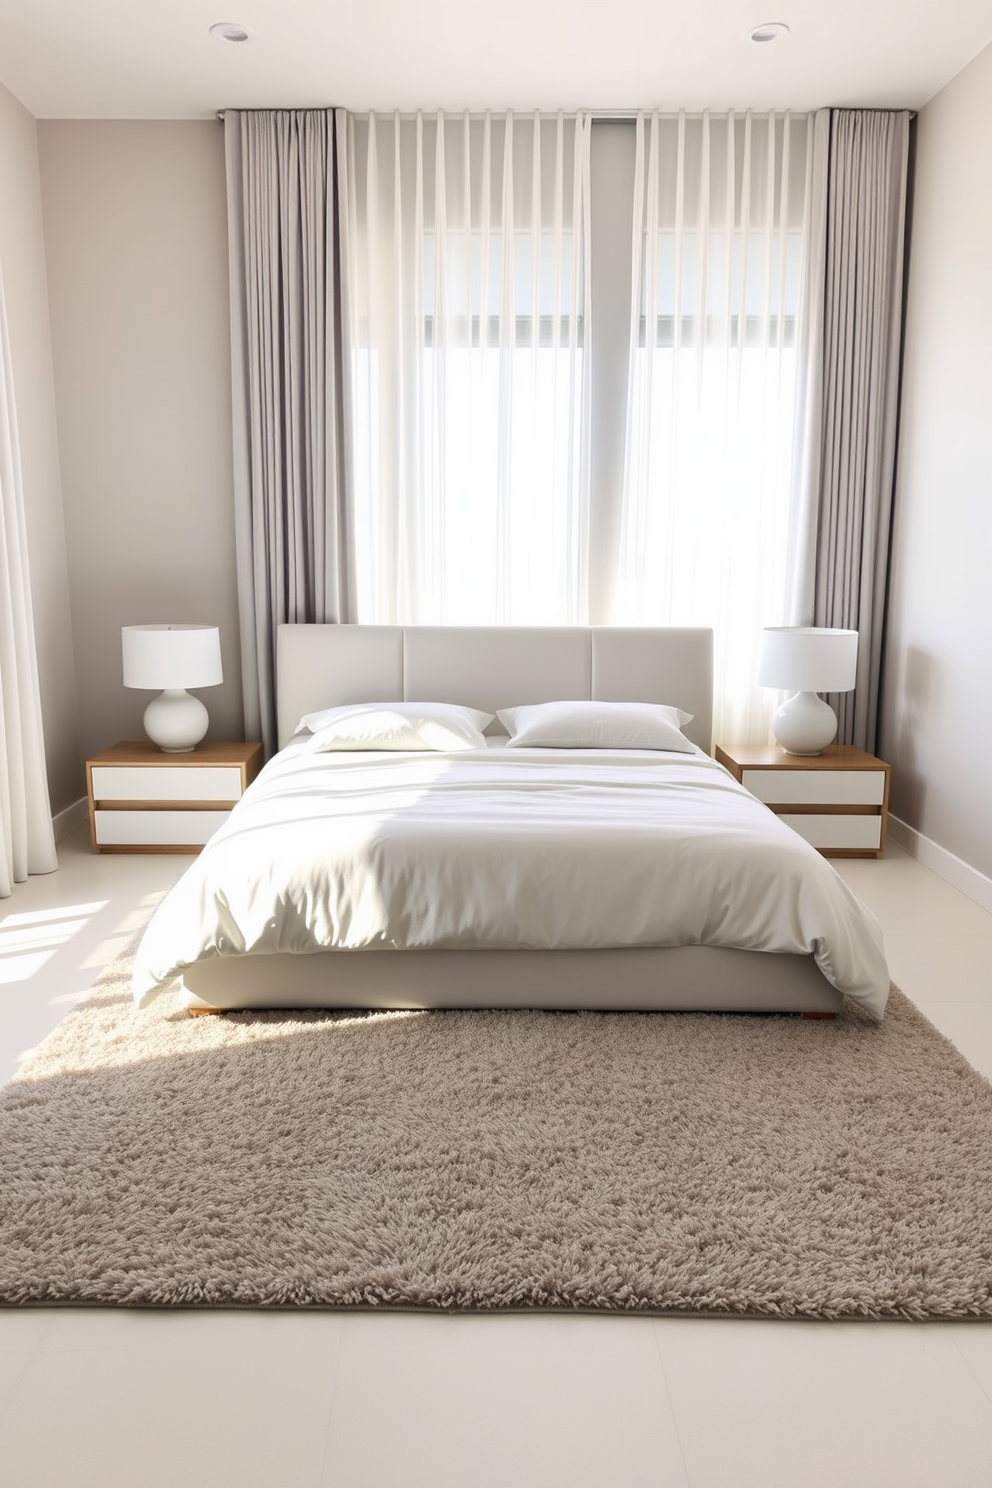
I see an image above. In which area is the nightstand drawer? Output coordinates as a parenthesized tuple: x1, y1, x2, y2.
(742, 768, 886, 807)
(86, 741, 264, 854)
(716, 743, 890, 859)
(94, 809, 232, 847)
(778, 813, 883, 852)
(91, 765, 244, 802)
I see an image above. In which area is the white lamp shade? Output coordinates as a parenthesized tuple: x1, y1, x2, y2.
(758, 627, 858, 694)
(122, 625, 223, 690)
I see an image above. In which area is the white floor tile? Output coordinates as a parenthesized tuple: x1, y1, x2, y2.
(0, 1308, 345, 1488)
(322, 1311, 689, 1488)
(911, 1000, 992, 1084)
(0, 828, 192, 1083)
(0, 1309, 52, 1414)
(836, 848, 992, 939)
(884, 934, 992, 1006)
(655, 1317, 992, 1488)
(948, 1322, 992, 1406)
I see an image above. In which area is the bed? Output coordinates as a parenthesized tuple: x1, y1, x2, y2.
(131, 624, 890, 1020)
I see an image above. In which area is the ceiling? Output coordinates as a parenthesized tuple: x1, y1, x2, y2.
(1, 0, 991, 121)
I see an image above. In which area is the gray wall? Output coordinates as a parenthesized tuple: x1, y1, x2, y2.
(0, 83, 80, 815)
(879, 42, 992, 879)
(37, 120, 243, 765)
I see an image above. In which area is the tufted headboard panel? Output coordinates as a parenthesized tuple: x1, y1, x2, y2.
(276, 624, 714, 753)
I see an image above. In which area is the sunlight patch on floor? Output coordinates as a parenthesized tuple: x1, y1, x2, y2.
(78, 890, 171, 973)
(0, 901, 108, 985)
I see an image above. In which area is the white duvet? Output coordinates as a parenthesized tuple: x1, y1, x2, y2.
(132, 740, 890, 1019)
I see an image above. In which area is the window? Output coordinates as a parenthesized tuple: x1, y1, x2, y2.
(345, 112, 591, 623)
(344, 110, 815, 740)
(616, 113, 813, 739)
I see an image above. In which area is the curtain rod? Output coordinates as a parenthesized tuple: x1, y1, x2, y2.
(216, 106, 916, 123)
(217, 109, 645, 122)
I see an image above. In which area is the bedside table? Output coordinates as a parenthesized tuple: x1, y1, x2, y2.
(86, 740, 264, 853)
(714, 742, 890, 857)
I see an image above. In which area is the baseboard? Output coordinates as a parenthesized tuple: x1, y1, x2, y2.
(53, 797, 88, 843)
(887, 815, 992, 916)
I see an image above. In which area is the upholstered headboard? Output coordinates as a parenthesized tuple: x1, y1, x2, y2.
(276, 625, 714, 753)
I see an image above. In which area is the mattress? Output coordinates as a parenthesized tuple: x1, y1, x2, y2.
(131, 738, 889, 1019)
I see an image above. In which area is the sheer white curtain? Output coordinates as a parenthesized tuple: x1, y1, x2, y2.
(614, 112, 816, 743)
(343, 110, 592, 623)
(0, 260, 57, 896)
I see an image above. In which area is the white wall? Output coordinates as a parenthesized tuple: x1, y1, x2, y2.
(0, 82, 80, 816)
(37, 120, 243, 764)
(879, 42, 992, 880)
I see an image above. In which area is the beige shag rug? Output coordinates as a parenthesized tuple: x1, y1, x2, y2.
(2, 942, 992, 1319)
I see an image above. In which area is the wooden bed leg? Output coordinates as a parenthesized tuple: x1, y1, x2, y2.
(186, 1006, 222, 1017)
(801, 1010, 836, 1020)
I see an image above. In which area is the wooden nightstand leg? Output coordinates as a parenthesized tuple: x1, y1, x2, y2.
(186, 1006, 222, 1017)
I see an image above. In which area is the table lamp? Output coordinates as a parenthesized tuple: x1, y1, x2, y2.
(122, 624, 223, 752)
(758, 627, 858, 756)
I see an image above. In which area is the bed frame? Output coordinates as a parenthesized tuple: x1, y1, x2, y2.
(181, 624, 842, 1017)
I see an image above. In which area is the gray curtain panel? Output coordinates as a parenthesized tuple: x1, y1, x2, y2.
(812, 109, 911, 753)
(225, 108, 355, 754)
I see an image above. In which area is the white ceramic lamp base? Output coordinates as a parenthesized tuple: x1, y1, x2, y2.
(143, 689, 209, 753)
(771, 691, 838, 756)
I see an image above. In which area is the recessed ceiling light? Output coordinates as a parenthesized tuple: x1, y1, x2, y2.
(746, 21, 790, 43)
(210, 21, 254, 44)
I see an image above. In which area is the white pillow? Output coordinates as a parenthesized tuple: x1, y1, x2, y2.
(303, 701, 493, 753)
(497, 700, 695, 752)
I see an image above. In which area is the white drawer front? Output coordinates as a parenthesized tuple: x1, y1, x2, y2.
(743, 768, 885, 806)
(94, 810, 231, 846)
(91, 766, 243, 802)
(778, 813, 882, 851)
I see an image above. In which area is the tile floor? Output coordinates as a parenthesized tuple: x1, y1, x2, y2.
(2, 827, 992, 1487)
